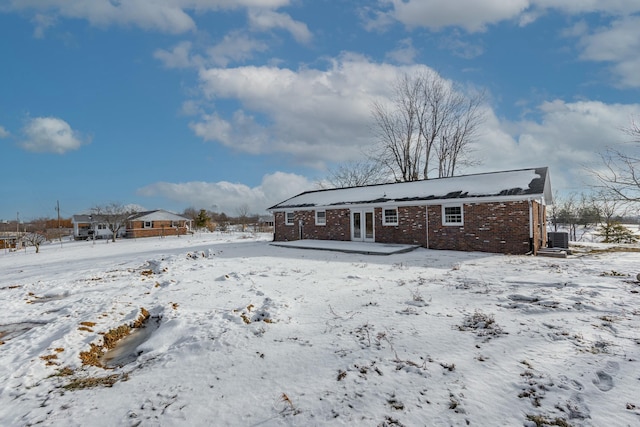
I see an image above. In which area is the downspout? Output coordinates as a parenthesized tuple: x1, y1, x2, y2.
(528, 199, 534, 254)
(425, 205, 429, 249)
(540, 201, 546, 249)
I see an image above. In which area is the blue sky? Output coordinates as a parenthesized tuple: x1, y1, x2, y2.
(1, 0, 639, 221)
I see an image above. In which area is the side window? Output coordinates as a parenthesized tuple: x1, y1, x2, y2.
(382, 208, 398, 226)
(315, 210, 326, 225)
(285, 212, 295, 226)
(144, 221, 152, 228)
(442, 205, 463, 226)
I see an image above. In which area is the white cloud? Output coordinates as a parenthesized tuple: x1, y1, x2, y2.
(137, 171, 313, 214)
(472, 100, 640, 193)
(187, 52, 640, 196)
(438, 32, 484, 59)
(371, 0, 640, 33)
(191, 55, 427, 167)
(377, 0, 530, 32)
(206, 31, 270, 67)
(531, 0, 640, 15)
(154, 41, 202, 69)
(189, 112, 235, 146)
(248, 9, 312, 43)
(576, 15, 640, 88)
(385, 38, 418, 64)
(366, 1, 640, 89)
(0, 126, 10, 138)
(3, 0, 292, 34)
(20, 117, 90, 154)
(155, 34, 269, 69)
(31, 13, 56, 38)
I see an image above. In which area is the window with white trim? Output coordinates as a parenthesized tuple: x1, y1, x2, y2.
(315, 210, 326, 225)
(382, 207, 399, 226)
(285, 212, 295, 226)
(442, 205, 463, 226)
(144, 221, 152, 228)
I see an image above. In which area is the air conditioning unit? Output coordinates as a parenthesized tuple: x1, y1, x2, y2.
(547, 231, 569, 249)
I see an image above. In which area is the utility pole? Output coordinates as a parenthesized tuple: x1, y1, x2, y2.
(56, 200, 63, 247)
(16, 212, 20, 251)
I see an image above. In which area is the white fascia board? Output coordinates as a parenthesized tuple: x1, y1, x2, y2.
(276, 194, 545, 212)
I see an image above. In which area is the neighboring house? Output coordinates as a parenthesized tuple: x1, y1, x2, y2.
(268, 167, 552, 255)
(72, 214, 120, 240)
(256, 215, 275, 232)
(126, 210, 191, 238)
(0, 234, 19, 249)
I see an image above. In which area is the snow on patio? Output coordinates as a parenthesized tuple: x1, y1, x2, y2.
(0, 233, 639, 426)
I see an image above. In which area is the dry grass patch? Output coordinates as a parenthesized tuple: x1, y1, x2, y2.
(78, 321, 96, 333)
(63, 373, 129, 390)
(131, 307, 150, 328)
(78, 307, 150, 368)
(583, 246, 640, 254)
(53, 366, 75, 377)
(525, 414, 570, 427)
(40, 354, 59, 366)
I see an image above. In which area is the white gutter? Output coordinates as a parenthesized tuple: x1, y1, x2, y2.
(270, 194, 540, 213)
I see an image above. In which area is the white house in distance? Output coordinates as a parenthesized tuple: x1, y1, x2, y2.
(72, 214, 120, 240)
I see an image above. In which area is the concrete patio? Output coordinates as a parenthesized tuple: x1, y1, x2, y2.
(270, 239, 421, 255)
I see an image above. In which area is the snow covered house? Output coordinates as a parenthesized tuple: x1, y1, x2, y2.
(126, 210, 191, 238)
(268, 167, 552, 255)
(72, 214, 121, 240)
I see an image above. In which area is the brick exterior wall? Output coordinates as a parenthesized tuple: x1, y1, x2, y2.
(427, 201, 539, 254)
(273, 200, 546, 255)
(127, 220, 188, 238)
(274, 209, 351, 241)
(374, 206, 427, 245)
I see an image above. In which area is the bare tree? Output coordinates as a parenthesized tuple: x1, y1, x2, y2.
(592, 191, 631, 243)
(433, 92, 484, 177)
(371, 74, 424, 182)
(321, 160, 388, 188)
(91, 202, 135, 242)
(552, 193, 580, 241)
(371, 70, 485, 181)
(235, 204, 250, 232)
(182, 207, 199, 225)
(22, 232, 47, 253)
(590, 117, 640, 203)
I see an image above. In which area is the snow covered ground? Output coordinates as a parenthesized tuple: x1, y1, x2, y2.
(1, 233, 639, 426)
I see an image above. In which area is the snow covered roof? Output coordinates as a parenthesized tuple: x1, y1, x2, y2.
(128, 210, 190, 222)
(73, 210, 190, 223)
(269, 167, 552, 210)
(72, 215, 92, 223)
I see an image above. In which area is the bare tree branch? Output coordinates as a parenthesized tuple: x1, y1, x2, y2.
(371, 71, 485, 181)
(322, 160, 389, 188)
(589, 148, 640, 203)
(91, 202, 135, 242)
